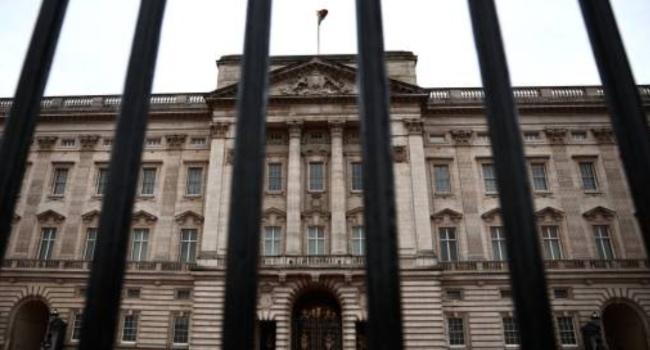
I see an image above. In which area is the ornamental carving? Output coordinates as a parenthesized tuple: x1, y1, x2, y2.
(36, 210, 66, 224)
(174, 210, 204, 225)
(544, 128, 568, 144)
(328, 120, 345, 138)
(36, 136, 58, 150)
(431, 208, 463, 223)
(534, 206, 565, 222)
(81, 210, 101, 223)
(79, 135, 100, 150)
(279, 69, 351, 95)
(592, 128, 615, 144)
(226, 148, 235, 165)
(392, 145, 408, 163)
(210, 122, 230, 139)
(403, 119, 424, 135)
(165, 134, 187, 149)
(132, 210, 158, 224)
(450, 130, 473, 146)
(583, 206, 616, 221)
(288, 121, 303, 139)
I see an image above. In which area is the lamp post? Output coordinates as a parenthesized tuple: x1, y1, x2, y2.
(41, 308, 67, 350)
(581, 310, 607, 350)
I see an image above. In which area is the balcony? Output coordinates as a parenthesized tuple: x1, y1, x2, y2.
(440, 259, 650, 273)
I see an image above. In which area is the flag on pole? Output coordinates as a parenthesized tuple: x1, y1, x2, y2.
(317, 9, 328, 26)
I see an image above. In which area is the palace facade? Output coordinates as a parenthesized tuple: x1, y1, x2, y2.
(1, 51, 649, 350)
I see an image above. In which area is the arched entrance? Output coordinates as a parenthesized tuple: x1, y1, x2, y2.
(292, 291, 343, 350)
(603, 301, 650, 350)
(8, 299, 49, 350)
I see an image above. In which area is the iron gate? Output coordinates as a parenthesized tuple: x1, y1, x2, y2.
(0, 0, 649, 350)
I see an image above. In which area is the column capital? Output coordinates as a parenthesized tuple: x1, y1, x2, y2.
(210, 122, 230, 139)
(544, 128, 568, 144)
(328, 119, 345, 138)
(450, 129, 474, 146)
(591, 128, 615, 144)
(403, 119, 424, 135)
(287, 120, 303, 139)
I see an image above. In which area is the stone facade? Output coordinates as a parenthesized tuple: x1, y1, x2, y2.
(0, 51, 649, 349)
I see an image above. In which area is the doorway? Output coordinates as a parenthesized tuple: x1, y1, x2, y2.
(292, 291, 342, 350)
(8, 300, 49, 350)
(603, 302, 650, 350)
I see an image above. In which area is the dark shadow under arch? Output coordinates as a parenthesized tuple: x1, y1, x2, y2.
(8, 299, 49, 350)
(292, 290, 342, 350)
(603, 300, 650, 350)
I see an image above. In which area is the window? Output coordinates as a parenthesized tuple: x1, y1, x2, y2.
(190, 137, 206, 146)
(439, 228, 458, 262)
(122, 314, 138, 342)
(83, 228, 98, 260)
(71, 312, 83, 341)
(351, 226, 365, 256)
(51, 167, 69, 195)
(446, 289, 462, 300)
(126, 288, 141, 298)
(541, 226, 563, 260)
(307, 226, 326, 255)
(38, 228, 56, 260)
(557, 317, 577, 345)
(172, 315, 190, 345)
(571, 131, 587, 140)
(476, 133, 490, 141)
(262, 226, 281, 256)
(433, 164, 451, 194)
(186, 167, 203, 196)
(579, 162, 598, 191)
(308, 162, 325, 191)
(146, 137, 161, 146)
(530, 163, 549, 192)
(491, 226, 507, 261)
(429, 134, 446, 143)
(180, 229, 198, 263)
(61, 138, 76, 147)
(502, 317, 521, 345)
(131, 229, 149, 261)
(594, 225, 614, 259)
(553, 288, 570, 299)
(140, 167, 157, 195)
(268, 132, 284, 143)
(523, 132, 540, 141)
(175, 289, 191, 300)
(267, 163, 282, 192)
(447, 317, 465, 346)
(95, 168, 108, 195)
(351, 162, 363, 191)
(482, 163, 498, 194)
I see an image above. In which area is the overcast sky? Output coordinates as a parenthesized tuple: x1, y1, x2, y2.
(0, 0, 648, 97)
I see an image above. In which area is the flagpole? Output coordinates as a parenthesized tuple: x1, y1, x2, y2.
(317, 18, 321, 55)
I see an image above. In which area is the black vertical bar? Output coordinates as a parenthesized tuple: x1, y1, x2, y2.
(78, 1, 166, 349)
(355, 1, 404, 350)
(0, 0, 69, 264)
(578, 0, 650, 253)
(221, 0, 272, 348)
(467, 1, 557, 350)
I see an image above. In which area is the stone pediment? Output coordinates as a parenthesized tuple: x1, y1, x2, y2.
(431, 208, 463, 223)
(264, 207, 287, 218)
(534, 207, 564, 221)
(36, 210, 66, 223)
(81, 210, 101, 223)
(132, 210, 158, 224)
(174, 211, 204, 224)
(205, 58, 426, 102)
(583, 206, 616, 221)
(481, 207, 501, 222)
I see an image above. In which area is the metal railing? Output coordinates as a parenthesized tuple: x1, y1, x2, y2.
(0, 0, 648, 350)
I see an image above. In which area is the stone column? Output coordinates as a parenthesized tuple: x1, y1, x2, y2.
(285, 121, 303, 255)
(404, 119, 433, 254)
(329, 120, 347, 255)
(200, 122, 229, 258)
(592, 128, 643, 258)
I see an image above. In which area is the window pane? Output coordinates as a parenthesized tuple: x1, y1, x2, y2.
(173, 316, 190, 344)
(351, 226, 365, 256)
(503, 317, 520, 345)
(579, 162, 598, 190)
(38, 228, 56, 260)
(307, 227, 325, 255)
(52, 168, 68, 195)
(72, 313, 83, 341)
(122, 315, 138, 342)
(268, 163, 283, 192)
(594, 225, 614, 259)
(131, 229, 149, 261)
(530, 163, 548, 191)
(434, 164, 451, 193)
(491, 226, 507, 261)
(439, 228, 458, 262)
(482, 164, 497, 194)
(186, 167, 203, 195)
(96, 168, 108, 195)
(84, 228, 98, 260)
(351, 162, 363, 191)
(263, 227, 281, 256)
(140, 168, 157, 195)
(180, 229, 198, 262)
(447, 318, 465, 346)
(541, 226, 562, 260)
(557, 317, 577, 345)
(309, 163, 324, 191)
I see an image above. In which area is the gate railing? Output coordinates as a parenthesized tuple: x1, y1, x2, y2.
(0, 0, 648, 350)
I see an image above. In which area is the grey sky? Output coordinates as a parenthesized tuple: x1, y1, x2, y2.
(0, 0, 648, 97)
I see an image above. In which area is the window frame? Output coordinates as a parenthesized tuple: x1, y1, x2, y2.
(179, 228, 198, 263)
(481, 162, 498, 195)
(432, 162, 452, 195)
(307, 161, 326, 192)
(171, 314, 191, 346)
(95, 166, 108, 196)
(50, 164, 71, 196)
(130, 228, 150, 262)
(266, 162, 283, 193)
(351, 226, 365, 256)
(556, 316, 578, 346)
(184, 166, 204, 197)
(350, 161, 363, 192)
(529, 162, 550, 193)
(121, 313, 139, 343)
(38, 227, 57, 260)
(578, 160, 599, 192)
(593, 224, 615, 260)
(262, 226, 282, 257)
(446, 316, 467, 347)
(540, 225, 563, 260)
(502, 316, 521, 346)
(306, 226, 327, 255)
(490, 226, 507, 261)
(83, 227, 98, 260)
(139, 165, 159, 196)
(438, 227, 458, 262)
(70, 311, 83, 342)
